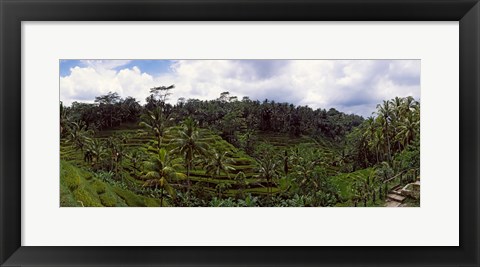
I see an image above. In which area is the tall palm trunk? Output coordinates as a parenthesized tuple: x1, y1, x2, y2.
(384, 124, 392, 163)
(186, 161, 191, 194)
(157, 134, 162, 150)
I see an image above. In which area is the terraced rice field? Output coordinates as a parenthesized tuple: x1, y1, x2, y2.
(61, 125, 290, 200)
(61, 121, 367, 207)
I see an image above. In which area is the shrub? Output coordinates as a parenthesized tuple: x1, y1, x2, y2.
(61, 163, 81, 191)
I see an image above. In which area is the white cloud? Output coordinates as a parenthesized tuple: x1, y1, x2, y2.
(60, 66, 172, 105)
(79, 60, 132, 72)
(60, 60, 420, 117)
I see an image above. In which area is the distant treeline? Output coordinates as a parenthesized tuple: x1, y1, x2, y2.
(61, 90, 364, 143)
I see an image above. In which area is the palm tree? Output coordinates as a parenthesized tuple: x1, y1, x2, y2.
(258, 157, 279, 197)
(139, 106, 170, 149)
(290, 147, 327, 195)
(112, 144, 127, 181)
(84, 139, 107, 170)
(102, 136, 127, 179)
(127, 149, 146, 177)
(376, 101, 393, 163)
(60, 101, 71, 137)
(235, 171, 248, 198)
(363, 116, 376, 140)
(366, 168, 380, 203)
(143, 148, 185, 206)
(396, 113, 419, 148)
(412, 102, 420, 121)
(372, 129, 384, 164)
(352, 168, 379, 206)
(66, 121, 92, 152)
(402, 96, 418, 115)
(171, 117, 209, 193)
(391, 96, 404, 120)
(205, 150, 235, 179)
(240, 130, 256, 154)
(150, 84, 175, 105)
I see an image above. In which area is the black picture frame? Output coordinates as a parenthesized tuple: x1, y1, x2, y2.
(1, 0, 479, 266)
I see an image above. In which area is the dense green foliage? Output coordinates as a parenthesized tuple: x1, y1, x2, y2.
(60, 87, 420, 207)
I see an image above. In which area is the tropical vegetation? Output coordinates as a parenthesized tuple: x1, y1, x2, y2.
(60, 86, 420, 207)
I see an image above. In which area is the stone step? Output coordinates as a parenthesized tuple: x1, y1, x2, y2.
(391, 190, 403, 196)
(387, 193, 406, 203)
(385, 201, 401, 207)
(392, 184, 403, 191)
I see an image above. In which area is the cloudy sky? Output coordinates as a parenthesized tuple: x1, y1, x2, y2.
(60, 59, 420, 117)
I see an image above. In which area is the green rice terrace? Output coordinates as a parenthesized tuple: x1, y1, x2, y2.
(60, 88, 420, 207)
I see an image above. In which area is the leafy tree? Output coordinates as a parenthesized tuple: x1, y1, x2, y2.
(60, 101, 71, 138)
(66, 121, 92, 152)
(127, 149, 146, 177)
(121, 97, 141, 123)
(139, 106, 171, 149)
(149, 84, 175, 105)
(396, 113, 419, 148)
(142, 148, 185, 206)
(376, 100, 393, 163)
(238, 130, 256, 154)
(94, 92, 122, 128)
(351, 168, 379, 206)
(257, 156, 280, 198)
(205, 150, 235, 179)
(84, 139, 107, 170)
(61, 90, 420, 207)
(171, 117, 209, 193)
(95, 91, 121, 105)
(234, 171, 248, 198)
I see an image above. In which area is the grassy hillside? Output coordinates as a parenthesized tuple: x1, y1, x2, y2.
(60, 160, 160, 207)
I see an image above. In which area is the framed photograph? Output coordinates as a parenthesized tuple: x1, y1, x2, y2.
(1, 0, 479, 266)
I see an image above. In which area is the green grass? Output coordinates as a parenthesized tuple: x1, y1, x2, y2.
(60, 183, 79, 207)
(60, 160, 160, 207)
(99, 190, 121, 207)
(91, 180, 106, 194)
(329, 168, 374, 200)
(73, 188, 103, 207)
